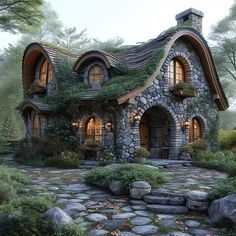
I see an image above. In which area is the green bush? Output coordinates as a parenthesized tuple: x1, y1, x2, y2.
(85, 164, 165, 194)
(44, 151, 79, 168)
(182, 139, 208, 156)
(135, 147, 150, 158)
(0, 196, 54, 236)
(0, 165, 29, 204)
(98, 149, 116, 166)
(84, 139, 99, 147)
(208, 177, 236, 200)
(53, 223, 88, 236)
(193, 151, 236, 175)
(219, 129, 236, 150)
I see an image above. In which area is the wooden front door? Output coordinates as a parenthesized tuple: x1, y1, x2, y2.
(140, 114, 149, 150)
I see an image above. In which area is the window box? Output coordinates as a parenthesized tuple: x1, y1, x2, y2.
(172, 82, 196, 98)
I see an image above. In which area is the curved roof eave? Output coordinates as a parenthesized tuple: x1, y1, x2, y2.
(73, 50, 127, 72)
(117, 29, 228, 111)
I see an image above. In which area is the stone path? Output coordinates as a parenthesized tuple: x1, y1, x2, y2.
(1, 154, 228, 236)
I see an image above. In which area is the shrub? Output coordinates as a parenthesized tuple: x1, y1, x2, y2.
(182, 139, 208, 156)
(85, 164, 165, 194)
(0, 165, 29, 204)
(193, 151, 236, 174)
(98, 149, 116, 166)
(135, 147, 150, 158)
(84, 139, 99, 147)
(208, 177, 236, 200)
(0, 196, 54, 236)
(219, 129, 236, 150)
(44, 150, 79, 168)
(53, 223, 88, 236)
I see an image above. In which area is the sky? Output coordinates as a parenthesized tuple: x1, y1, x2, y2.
(0, 0, 235, 49)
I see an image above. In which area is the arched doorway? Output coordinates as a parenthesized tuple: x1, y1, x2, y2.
(85, 116, 102, 143)
(139, 107, 171, 158)
(189, 117, 202, 142)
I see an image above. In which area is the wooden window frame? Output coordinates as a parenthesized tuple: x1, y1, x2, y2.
(168, 58, 185, 85)
(189, 118, 201, 142)
(39, 60, 53, 86)
(88, 66, 104, 87)
(85, 117, 102, 143)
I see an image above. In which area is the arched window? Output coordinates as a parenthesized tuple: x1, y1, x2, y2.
(189, 118, 201, 142)
(88, 66, 104, 86)
(85, 117, 102, 142)
(168, 58, 185, 85)
(39, 60, 53, 86)
(32, 113, 39, 136)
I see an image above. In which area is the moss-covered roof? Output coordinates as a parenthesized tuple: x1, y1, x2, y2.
(22, 26, 229, 111)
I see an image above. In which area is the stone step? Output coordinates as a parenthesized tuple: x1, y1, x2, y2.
(144, 195, 185, 206)
(82, 161, 99, 166)
(150, 190, 185, 199)
(146, 204, 188, 214)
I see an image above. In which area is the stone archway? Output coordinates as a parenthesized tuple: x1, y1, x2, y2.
(139, 106, 174, 158)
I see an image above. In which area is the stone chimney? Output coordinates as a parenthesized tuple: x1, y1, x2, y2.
(175, 8, 204, 33)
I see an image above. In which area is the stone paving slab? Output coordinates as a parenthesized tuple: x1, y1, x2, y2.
(0, 154, 227, 235)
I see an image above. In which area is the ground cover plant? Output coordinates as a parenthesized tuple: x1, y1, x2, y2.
(85, 164, 165, 194)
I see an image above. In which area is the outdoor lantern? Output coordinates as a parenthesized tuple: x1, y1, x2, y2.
(105, 121, 112, 131)
(72, 121, 80, 128)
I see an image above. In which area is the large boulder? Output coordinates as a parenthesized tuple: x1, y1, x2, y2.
(130, 181, 151, 199)
(63, 203, 86, 218)
(209, 194, 236, 226)
(43, 207, 72, 229)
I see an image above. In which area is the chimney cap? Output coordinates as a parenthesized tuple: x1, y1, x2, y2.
(176, 8, 204, 20)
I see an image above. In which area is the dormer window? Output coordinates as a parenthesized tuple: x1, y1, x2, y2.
(89, 66, 104, 87)
(39, 60, 53, 86)
(168, 58, 185, 85)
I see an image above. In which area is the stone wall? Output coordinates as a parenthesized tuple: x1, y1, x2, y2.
(115, 39, 219, 161)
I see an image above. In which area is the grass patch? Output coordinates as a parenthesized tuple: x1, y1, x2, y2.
(0, 196, 54, 236)
(219, 129, 236, 151)
(53, 223, 88, 236)
(208, 177, 236, 200)
(85, 164, 165, 194)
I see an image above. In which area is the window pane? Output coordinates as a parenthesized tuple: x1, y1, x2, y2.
(32, 114, 39, 136)
(168, 59, 185, 84)
(39, 60, 47, 85)
(86, 117, 102, 142)
(89, 66, 104, 86)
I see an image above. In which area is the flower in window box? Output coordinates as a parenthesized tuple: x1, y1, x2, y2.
(172, 81, 196, 98)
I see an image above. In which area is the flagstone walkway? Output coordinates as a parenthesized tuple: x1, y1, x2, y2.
(1, 154, 228, 236)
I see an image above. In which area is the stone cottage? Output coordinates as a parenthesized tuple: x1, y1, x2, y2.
(19, 8, 228, 161)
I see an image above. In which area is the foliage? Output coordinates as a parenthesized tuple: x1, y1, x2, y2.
(219, 111, 236, 130)
(53, 223, 88, 236)
(85, 164, 165, 194)
(193, 150, 236, 174)
(0, 196, 54, 236)
(98, 149, 116, 166)
(55, 27, 90, 52)
(84, 139, 100, 147)
(45, 120, 79, 149)
(0, 0, 44, 33)
(181, 139, 208, 156)
(219, 129, 236, 150)
(0, 165, 29, 204)
(135, 147, 150, 158)
(172, 81, 196, 91)
(44, 151, 79, 168)
(208, 177, 236, 200)
(96, 48, 165, 100)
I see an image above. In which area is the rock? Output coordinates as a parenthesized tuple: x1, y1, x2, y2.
(63, 203, 86, 218)
(90, 229, 109, 236)
(109, 181, 124, 195)
(188, 228, 217, 236)
(146, 204, 188, 214)
(43, 207, 72, 229)
(134, 211, 154, 217)
(118, 232, 139, 236)
(186, 199, 209, 211)
(208, 194, 236, 226)
(170, 232, 192, 236)
(186, 190, 209, 211)
(186, 190, 208, 201)
(185, 220, 200, 228)
(130, 181, 151, 199)
(130, 217, 152, 226)
(112, 213, 136, 219)
(102, 219, 125, 231)
(86, 213, 108, 222)
(132, 225, 158, 235)
(144, 195, 185, 205)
